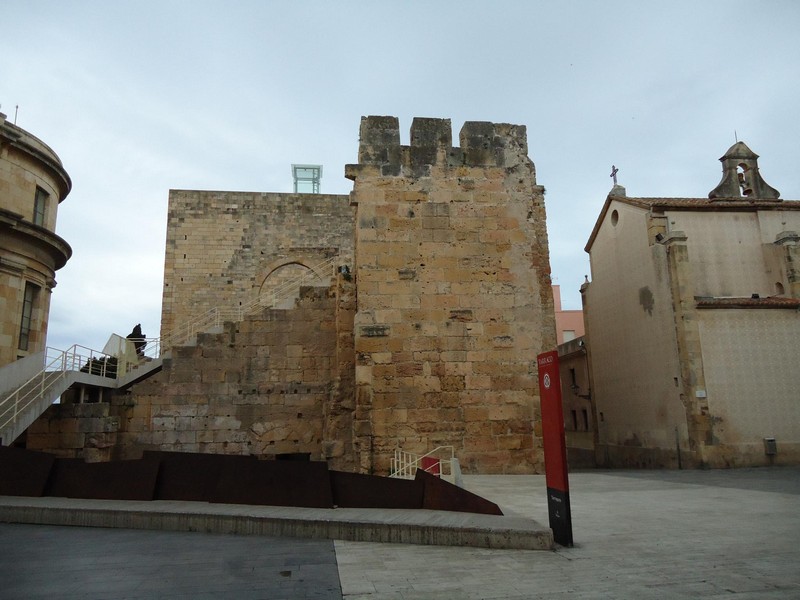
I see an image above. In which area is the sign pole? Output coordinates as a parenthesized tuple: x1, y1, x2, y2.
(537, 350, 574, 546)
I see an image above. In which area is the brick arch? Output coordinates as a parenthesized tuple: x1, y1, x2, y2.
(255, 251, 337, 307)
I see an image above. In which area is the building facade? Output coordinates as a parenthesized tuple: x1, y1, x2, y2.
(553, 284, 584, 344)
(0, 112, 71, 369)
(582, 142, 800, 468)
(557, 335, 594, 467)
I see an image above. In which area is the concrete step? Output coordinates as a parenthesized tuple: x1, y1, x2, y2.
(0, 495, 553, 550)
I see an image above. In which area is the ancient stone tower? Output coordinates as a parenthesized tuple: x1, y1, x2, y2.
(346, 117, 555, 474)
(25, 115, 556, 475)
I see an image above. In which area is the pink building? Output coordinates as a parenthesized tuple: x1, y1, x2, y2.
(553, 285, 584, 345)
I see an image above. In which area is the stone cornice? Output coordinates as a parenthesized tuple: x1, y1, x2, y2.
(0, 113, 71, 201)
(0, 207, 72, 270)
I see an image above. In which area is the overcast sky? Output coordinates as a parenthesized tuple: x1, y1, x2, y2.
(3, 1, 799, 353)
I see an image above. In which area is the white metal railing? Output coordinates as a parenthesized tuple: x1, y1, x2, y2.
(390, 446, 457, 481)
(0, 344, 138, 436)
(140, 255, 339, 360)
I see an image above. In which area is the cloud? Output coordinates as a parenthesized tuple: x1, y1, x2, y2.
(3, 1, 799, 340)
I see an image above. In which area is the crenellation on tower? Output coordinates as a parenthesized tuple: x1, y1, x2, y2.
(350, 115, 554, 474)
(356, 115, 401, 175)
(408, 117, 452, 176)
(351, 116, 536, 182)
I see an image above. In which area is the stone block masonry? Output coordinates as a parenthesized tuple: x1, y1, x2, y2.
(121, 285, 354, 468)
(28, 284, 356, 470)
(26, 115, 556, 475)
(161, 191, 354, 336)
(346, 117, 556, 474)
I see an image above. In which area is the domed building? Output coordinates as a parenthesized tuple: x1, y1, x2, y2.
(0, 112, 72, 368)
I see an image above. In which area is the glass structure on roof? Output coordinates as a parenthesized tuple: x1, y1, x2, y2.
(292, 164, 322, 194)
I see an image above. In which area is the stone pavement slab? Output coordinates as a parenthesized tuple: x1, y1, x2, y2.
(1, 467, 798, 598)
(335, 467, 800, 599)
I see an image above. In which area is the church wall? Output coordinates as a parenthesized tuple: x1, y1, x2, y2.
(697, 308, 800, 466)
(584, 200, 688, 468)
(665, 210, 800, 299)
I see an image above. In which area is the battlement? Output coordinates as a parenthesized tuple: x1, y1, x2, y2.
(348, 116, 531, 179)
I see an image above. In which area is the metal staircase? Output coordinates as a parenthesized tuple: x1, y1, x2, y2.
(0, 345, 143, 445)
(390, 446, 463, 486)
(0, 256, 339, 445)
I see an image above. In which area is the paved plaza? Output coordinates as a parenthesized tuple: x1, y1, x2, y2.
(1, 467, 799, 598)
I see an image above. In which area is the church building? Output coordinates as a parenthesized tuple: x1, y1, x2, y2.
(582, 142, 800, 467)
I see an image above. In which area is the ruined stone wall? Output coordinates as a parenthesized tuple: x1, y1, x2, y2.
(26, 401, 120, 462)
(161, 191, 353, 337)
(27, 116, 556, 473)
(346, 116, 555, 474)
(27, 282, 357, 469)
(132, 285, 341, 460)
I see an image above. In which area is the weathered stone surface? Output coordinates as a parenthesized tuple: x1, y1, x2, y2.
(27, 116, 556, 476)
(349, 117, 555, 474)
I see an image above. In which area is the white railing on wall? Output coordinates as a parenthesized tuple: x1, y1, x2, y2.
(390, 446, 461, 485)
(0, 344, 140, 438)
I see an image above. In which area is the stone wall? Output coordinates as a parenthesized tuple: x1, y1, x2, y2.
(26, 115, 557, 475)
(27, 283, 356, 469)
(161, 191, 353, 336)
(346, 117, 555, 474)
(25, 401, 120, 462)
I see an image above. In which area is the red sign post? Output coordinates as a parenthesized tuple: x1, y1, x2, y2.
(537, 350, 573, 546)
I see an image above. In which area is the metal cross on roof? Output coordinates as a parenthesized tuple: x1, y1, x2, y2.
(610, 165, 619, 185)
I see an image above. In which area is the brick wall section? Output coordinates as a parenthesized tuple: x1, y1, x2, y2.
(322, 275, 357, 470)
(161, 191, 353, 336)
(112, 286, 340, 460)
(346, 117, 556, 474)
(26, 402, 120, 462)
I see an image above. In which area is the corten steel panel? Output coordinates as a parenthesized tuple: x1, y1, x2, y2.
(45, 457, 159, 501)
(329, 470, 424, 509)
(416, 469, 503, 516)
(144, 451, 257, 502)
(212, 460, 334, 508)
(0, 446, 55, 497)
